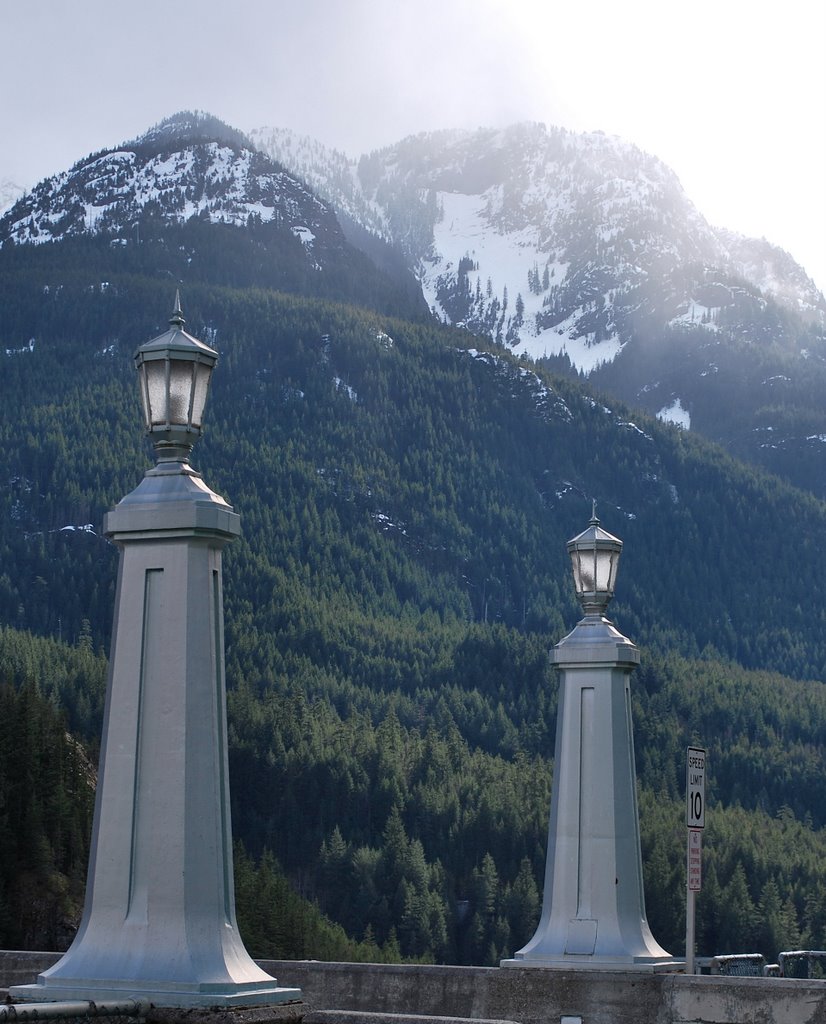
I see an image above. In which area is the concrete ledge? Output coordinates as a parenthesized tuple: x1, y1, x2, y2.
(146, 1006, 303, 1024)
(6, 953, 826, 1023)
(0, 951, 61, 991)
(303, 1013, 520, 1024)
(256, 959, 826, 1024)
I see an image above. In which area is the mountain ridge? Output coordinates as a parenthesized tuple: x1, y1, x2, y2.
(4, 111, 826, 499)
(0, 113, 336, 250)
(0, 113, 426, 319)
(251, 121, 825, 330)
(250, 119, 826, 497)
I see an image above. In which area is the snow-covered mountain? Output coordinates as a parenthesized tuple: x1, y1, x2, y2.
(4, 110, 826, 495)
(0, 112, 426, 316)
(0, 112, 343, 263)
(253, 122, 825, 376)
(250, 120, 826, 496)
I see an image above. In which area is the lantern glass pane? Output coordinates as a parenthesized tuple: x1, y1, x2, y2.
(138, 371, 151, 429)
(606, 551, 619, 592)
(595, 549, 613, 592)
(190, 361, 212, 429)
(144, 360, 168, 426)
(571, 546, 619, 596)
(575, 550, 596, 594)
(168, 360, 194, 426)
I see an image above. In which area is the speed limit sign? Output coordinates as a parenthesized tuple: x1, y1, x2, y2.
(686, 746, 706, 828)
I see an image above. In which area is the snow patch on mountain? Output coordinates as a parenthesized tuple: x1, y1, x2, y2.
(657, 399, 691, 429)
(334, 377, 358, 402)
(419, 168, 633, 371)
(5, 338, 35, 356)
(669, 302, 721, 332)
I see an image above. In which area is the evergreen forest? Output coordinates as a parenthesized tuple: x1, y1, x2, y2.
(3, 223, 826, 967)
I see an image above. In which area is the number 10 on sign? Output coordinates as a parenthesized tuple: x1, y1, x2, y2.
(686, 746, 705, 828)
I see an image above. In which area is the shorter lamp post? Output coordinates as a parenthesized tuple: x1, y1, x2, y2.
(502, 508, 675, 970)
(11, 295, 300, 1007)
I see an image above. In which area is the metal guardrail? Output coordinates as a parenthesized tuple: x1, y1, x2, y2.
(704, 950, 826, 979)
(779, 950, 826, 979)
(709, 953, 766, 976)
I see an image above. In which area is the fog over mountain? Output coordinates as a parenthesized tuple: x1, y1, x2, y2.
(252, 122, 824, 365)
(0, 178, 24, 215)
(251, 120, 826, 496)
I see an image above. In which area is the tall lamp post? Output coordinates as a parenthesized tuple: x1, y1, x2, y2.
(502, 508, 675, 970)
(11, 296, 300, 1008)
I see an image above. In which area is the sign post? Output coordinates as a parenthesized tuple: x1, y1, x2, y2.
(686, 746, 706, 974)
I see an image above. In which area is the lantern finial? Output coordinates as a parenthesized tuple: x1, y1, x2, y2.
(170, 290, 185, 329)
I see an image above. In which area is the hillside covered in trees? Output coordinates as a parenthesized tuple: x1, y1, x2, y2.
(3, 215, 826, 965)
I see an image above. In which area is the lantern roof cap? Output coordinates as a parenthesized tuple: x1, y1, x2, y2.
(567, 503, 623, 551)
(134, 292, 217, 362)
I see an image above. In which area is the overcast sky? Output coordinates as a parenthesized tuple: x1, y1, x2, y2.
(2, 0, 824, 291)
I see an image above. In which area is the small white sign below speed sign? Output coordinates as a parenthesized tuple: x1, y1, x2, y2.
(686, 746, 706, 828)
(688, 828, 703, 891)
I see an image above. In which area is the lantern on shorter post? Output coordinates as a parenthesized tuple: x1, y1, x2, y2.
(566, 504, 623, 618)
(134, 292, 217, 462)
(501, 505, 674, 970)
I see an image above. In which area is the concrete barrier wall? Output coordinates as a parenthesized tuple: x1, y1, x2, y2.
(4, 952, 826, 1024)
(0, 950, 61, 990)
(258, 960, 826, 1024)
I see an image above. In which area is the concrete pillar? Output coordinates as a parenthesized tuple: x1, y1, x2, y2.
(502, 524, 675, 970)
(11, 313, 300, 1007)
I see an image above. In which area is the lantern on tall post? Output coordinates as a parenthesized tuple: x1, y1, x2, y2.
(11, 296, 301, 1008)
(502, 506, 675, 970)
(134, 293, 217, 462)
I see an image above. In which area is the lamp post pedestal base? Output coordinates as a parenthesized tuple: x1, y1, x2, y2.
(9, 981, 302, 1010)
(500, 955, 682, 973)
